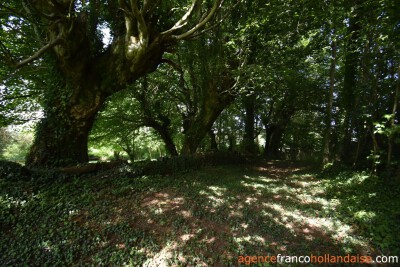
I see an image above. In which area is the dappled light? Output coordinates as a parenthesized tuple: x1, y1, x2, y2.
(1, 160, 399, 265)
(1, 0, 399, 265)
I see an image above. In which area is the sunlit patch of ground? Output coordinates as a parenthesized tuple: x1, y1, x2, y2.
(75, 161, 379, 266)
(2, 161, 394, 266)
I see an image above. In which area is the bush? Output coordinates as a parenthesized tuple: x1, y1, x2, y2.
(0, 160, 31, 181)
(136, 151, 247, 176)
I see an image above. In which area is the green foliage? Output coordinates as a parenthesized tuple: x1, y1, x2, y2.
(2, 0, 398, 168)
(374, 114, 400, 140)
(1, 129, 33, 162)
(138, 151, 247, 175)
(323, 171, 400, 254)
(1, 161, 398, 265)
(0, 159, 31, 181)
(0, 127, 11, 157)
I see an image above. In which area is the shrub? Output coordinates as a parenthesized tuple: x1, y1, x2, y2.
(0, 160, 31, 181)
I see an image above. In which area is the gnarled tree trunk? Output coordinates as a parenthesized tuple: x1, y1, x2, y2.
(181, 81, 235, 155)
(26, 106, 96, 167)
(18, 0, 223, 167)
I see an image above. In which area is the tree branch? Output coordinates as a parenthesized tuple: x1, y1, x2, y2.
(142, 0, 159, 15)
(187, 0, 241, 39)
(130, 0, 148, 44)
(173, 0, 223, 40)
(160, 0, 199, 36)
(23, 0, 59, 20)
(69, 0, 76, 14)
(0, 3, 34, 23)
(14, 34, 63, 69)
(0, 40, 15, 65)
(0, 94, 36, 101)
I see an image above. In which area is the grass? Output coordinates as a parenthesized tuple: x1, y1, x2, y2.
(1, 161, 399, 266)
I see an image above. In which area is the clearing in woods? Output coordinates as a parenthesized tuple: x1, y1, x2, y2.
(1, 161, 396, 266)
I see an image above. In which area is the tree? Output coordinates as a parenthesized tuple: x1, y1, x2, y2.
(177, 35, 238, 154)
(0, 0, 230, 167)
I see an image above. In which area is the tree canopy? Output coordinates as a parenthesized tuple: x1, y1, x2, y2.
(0, 0, 399, 172)
(1, 1, 399, 265)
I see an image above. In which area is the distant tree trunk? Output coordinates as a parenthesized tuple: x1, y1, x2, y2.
(181, 104, 230, 155)
(137, 78, 179, 157)
(261, 101, 275, 157)
(387, 65, 399, 167)
(264, 124, 283, 158)
(146, 120, 178, 156)
(209, 129, 218, 150)
(264, 125, 274, 157)
(121, 138, 136, 163)
(227, 134, 235, 151)
(340, 3, 361, 163)
(242, 94, 256, 154)
(156, 126, 179, 156)
(369, 45, 383, 171)
(181, 81, 234, 154)
(323, 39, 336, 165)
(269, 127, 284, 158)
(114, 151, 121, 160)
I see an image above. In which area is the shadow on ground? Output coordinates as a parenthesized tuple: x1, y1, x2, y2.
(1, 160, 394, 266)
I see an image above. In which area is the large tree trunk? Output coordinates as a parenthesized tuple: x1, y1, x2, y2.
(26, 114, 95, 167)
(26, 91, 100, 167)
(24, 32, 165, 167)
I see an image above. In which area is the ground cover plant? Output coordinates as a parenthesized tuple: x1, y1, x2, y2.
(1, 161, 398, 266)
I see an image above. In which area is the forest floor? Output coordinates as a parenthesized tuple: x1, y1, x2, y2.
(1, 160, 399, 266)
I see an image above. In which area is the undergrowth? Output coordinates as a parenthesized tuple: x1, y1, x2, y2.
(1, 161, 399, 266)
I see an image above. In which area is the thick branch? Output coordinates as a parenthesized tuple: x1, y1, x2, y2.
(160, 0, 199, 36)
(188, 0, 241, 39)
(161, 58, 183, 73)
(24, 0, 59, 20)
(130, 0, 148, 43)
(14, 35, 63, 69)
(173, 0, 222, 40)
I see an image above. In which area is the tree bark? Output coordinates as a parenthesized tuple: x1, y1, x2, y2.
(340, 1, 362, 163)
(323, 39, 336, 165)
(387, 65, 399, 167)
(209, 129, 219, 150)
(136, 78, 179, 157)
(242, 94, 256, 154)
(26, 105, 97, 167)
(181, 81, 234, 154)
(264, 124, 283, 158)
(147, 120, 179, 156)
(19, 0, 222, 167)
